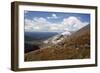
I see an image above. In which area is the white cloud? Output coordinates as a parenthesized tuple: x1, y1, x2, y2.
(62, 16, 88, 31)
(50, 26, 58, 30)
(47, 13, 58, 19)
(52, 14, 58, 18)
(33, 17, 47, 23)
(33, 26, 40, 30)
(25, 16, 89, 32)
(25, 17, 50, 32)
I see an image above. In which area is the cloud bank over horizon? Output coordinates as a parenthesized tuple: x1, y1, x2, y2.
(24, 11, 90, 32)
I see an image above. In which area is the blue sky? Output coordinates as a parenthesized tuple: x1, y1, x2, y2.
(24, 10, 90, 32)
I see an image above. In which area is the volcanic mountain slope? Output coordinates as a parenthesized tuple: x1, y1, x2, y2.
(25, 25, 90, 61)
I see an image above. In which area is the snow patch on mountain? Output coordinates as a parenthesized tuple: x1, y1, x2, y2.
(43, 31, 71, 44)
(61, 31, 71, 36)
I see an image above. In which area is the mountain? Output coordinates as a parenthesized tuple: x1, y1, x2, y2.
(24, 32, 58, 53)
(43, 31, 72, 45)
(25, 32, 58, 41)
(25, 25, 90, 61)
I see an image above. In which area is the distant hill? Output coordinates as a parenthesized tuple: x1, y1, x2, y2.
(25, 25, 90, 61)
